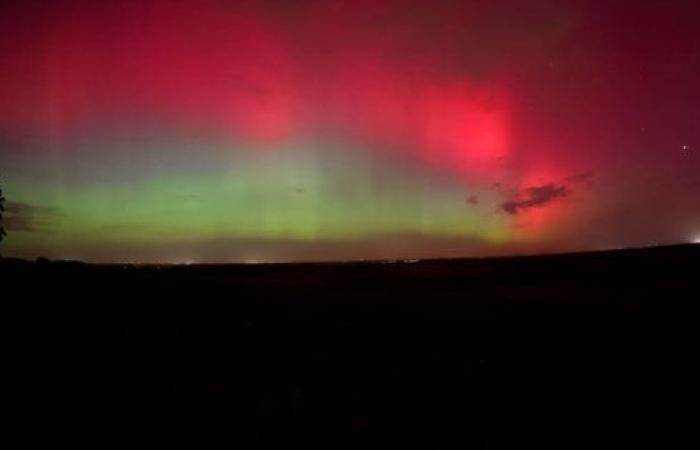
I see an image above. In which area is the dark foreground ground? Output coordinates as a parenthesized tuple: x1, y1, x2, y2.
(5, 244, 700, 448)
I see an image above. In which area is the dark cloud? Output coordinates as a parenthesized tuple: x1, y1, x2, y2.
(501, 184, 569, 215)
(466, 195, 479, 205)
(2, 201, 59, 233)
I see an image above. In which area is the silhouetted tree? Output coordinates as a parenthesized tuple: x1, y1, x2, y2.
(0, 174, 6, 248)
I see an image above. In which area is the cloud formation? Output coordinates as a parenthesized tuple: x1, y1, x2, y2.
(3, 201, 59, 233)
(501, 184, 569, 215)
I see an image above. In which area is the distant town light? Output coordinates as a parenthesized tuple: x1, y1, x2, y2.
(243, 259, 262, 264)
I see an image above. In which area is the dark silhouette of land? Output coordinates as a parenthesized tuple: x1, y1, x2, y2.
(6, 244, 700, 448)
(0, 178, 6, 245)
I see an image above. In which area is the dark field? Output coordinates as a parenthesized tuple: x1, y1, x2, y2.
(6, 244, 700, 448)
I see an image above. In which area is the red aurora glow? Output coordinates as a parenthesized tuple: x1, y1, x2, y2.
(1, 0, 699, 261)
(2, 1, 515, 179)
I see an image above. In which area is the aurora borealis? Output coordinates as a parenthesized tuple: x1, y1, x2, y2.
(1, 0, 698, 262)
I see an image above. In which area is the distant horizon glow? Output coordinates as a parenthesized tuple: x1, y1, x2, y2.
(0, 0, 698, 263)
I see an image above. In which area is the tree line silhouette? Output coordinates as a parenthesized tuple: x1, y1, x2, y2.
(0, 174, 6, 248)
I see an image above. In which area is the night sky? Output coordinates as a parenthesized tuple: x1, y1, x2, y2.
(1, 0, 698, 262)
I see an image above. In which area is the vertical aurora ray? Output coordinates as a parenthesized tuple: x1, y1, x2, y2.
(2, 138, 512, 261)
